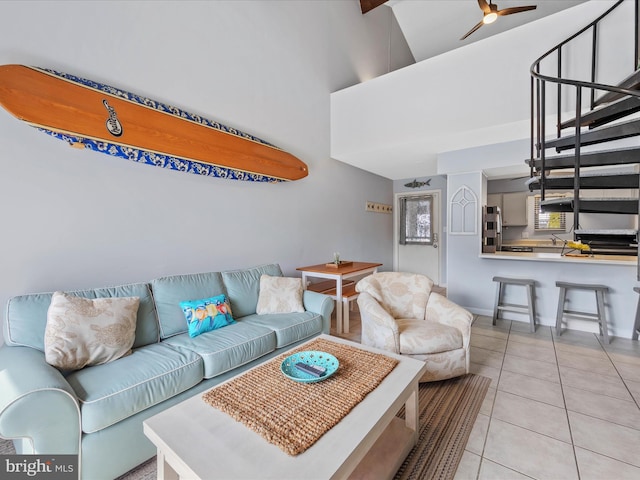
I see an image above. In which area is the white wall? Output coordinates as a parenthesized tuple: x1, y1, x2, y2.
(446, 170, 638, 338)
(0, 0, 398, 345)
(446, 172, 487, 306)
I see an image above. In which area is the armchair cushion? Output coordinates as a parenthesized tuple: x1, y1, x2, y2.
(396, 319, 463, 355)
(356, 272, 433, 320)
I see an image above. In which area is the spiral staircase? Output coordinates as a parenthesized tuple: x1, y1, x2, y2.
(526, 0, 640, 275)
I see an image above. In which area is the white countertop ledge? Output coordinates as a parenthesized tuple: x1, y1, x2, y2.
(479, 251, 637, 266)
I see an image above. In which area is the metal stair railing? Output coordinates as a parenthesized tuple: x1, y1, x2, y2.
(530, 0, 640, 221)
(529, 0, 640, 278)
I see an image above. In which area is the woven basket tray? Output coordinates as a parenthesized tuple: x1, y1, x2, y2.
(202, 338, 398, 455)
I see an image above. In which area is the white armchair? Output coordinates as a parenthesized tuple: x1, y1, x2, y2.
(356, 272, 472, 382)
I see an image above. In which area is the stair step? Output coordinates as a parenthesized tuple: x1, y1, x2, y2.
(560, 96, 640, 130)
(527, 146, 640, 170)
(527, 173, 639, 191)
(545, 119, 640, 152)
(594, 68, 640, 106)
(574, 229, 638, 254)
(575, 228, 637, 243)
(540, 196, 638, 214)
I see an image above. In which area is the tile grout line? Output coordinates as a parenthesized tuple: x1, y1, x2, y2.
(550, 329, 601, 480)
(563, 334, 640, 473)
(469, 317, 484, 480)
(596, 336, 640, 411)
(476, 321, 574, 479)
(474, 315, 511, 480)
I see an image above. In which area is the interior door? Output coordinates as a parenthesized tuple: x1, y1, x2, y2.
(395, 190, 441, 284)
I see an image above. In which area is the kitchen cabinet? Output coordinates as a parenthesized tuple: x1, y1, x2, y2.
(486, 192, 528, 227)
(502, 192, 528, 226)
(487, 194, 502, 210)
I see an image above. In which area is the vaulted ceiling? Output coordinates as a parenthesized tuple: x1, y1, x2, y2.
(362, 1, 587, 62)
(339, 0, 591, 180)
(333, 1, 607, 180)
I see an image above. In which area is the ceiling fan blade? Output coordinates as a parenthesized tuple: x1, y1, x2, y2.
(497, 5, 537, 16)
(460, 20, 485, 40)
(478, 0, 492, 14)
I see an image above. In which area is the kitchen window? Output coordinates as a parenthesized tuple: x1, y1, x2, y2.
(534, 195, 566, 231)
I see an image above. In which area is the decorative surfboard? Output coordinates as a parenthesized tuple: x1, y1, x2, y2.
(0, 65, 308, 182)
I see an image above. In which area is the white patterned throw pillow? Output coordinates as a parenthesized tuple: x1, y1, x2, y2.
(256, 275, 305, 314)
(44, 291, 140, 370)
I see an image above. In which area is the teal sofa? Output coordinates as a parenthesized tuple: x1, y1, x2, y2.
(0, 264, 333, 479)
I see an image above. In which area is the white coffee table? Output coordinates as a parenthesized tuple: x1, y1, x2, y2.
(143, 334, 426, 480)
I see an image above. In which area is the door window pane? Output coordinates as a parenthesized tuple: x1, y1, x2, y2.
(400, 195, 433, 245)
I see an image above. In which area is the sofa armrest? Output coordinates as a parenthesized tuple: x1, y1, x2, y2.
(426, 293, 473, 349)
(0, 346, 81, 454)
(357, 292, 401, 353)
(302, 290, 335, 334)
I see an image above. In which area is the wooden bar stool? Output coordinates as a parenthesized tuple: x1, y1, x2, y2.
(307, 280, 358, 333)
(555, 281, 610, 344)
(632, 287, 640, 341)
(492, 276, 537, 332)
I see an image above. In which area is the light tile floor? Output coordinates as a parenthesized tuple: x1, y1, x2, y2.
(331, 305, 640, 480)
(457, 315, 640, 480)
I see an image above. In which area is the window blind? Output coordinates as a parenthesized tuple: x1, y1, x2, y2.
(534, 195, 566, 231)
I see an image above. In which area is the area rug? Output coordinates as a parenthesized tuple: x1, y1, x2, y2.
(202, 337, 398, 456)
(0, 373, 489, 480)
(394, 373, 491, 480)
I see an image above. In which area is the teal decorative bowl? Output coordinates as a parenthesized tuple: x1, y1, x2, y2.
(280, 351, 339, 383)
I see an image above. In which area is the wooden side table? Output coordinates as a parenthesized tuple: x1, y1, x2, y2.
(296, 262, 382, 334)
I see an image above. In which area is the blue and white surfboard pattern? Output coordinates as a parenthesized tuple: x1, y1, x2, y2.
(36, 68, 286, 183)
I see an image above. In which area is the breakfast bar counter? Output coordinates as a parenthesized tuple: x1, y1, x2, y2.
(474, 251, 638, 338)
(480, 251, 637, 266)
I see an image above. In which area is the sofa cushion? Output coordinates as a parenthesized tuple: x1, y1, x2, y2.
(44, 292, 140, 370)
(396, 319, 463, 355)
(221, 264, 283, 318)
(4, 283, 158, 352)
(242, 312, 323, 348)
(162, 321, 276, 379)
(152, 271, 227, 339)
(65, 342, 203, 434)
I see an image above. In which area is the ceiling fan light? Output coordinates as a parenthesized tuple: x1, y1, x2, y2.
(483, 12, 498, 24)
